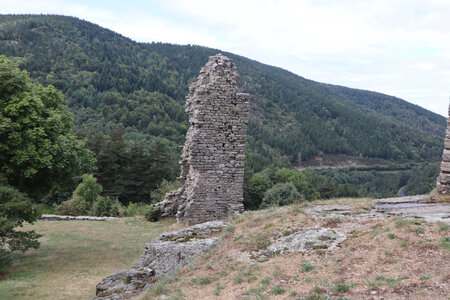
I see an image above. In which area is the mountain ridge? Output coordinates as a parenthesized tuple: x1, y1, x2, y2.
(0, 14, 445, 173)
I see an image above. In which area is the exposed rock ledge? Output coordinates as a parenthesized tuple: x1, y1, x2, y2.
(40, 214, 116, 221)
(251, 228, 346, 262)
(94, 220, 227, 300)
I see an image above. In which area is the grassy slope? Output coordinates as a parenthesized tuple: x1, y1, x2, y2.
(1, 203, 448, 299)
(139, 204, 449, 300)
(0, 218, 178, 300)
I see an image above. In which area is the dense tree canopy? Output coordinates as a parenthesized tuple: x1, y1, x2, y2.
(0, 55, 95, 274)
(0, 15, 444, 178)
(243, 162, 439, 210)
(0, 55, 94, 198)
(0, 15, 445, 209)
(88, 130, 172, 205)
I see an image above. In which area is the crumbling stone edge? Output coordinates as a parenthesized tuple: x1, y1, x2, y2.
(437, 104, 450, 194)
(93, 220, 228, 300)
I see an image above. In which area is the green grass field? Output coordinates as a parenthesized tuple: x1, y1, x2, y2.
(0, 217, 175, 299)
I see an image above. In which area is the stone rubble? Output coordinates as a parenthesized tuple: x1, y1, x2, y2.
(40, 214, 116, 221)
(437, 104, 450, 194)
(157, 53, 250, 225)
(94, 221, 227, 300)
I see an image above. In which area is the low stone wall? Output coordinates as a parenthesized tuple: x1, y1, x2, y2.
(40, 214, 116, 221)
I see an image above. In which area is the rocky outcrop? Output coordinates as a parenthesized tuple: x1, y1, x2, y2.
(251, 228, 346, 262)
(437, 104, 450, 194)
(94, 221, 227, 299)
(157, 54, 250, 225)
(303, 195, 449, 223)
(375, 195, 450, 222)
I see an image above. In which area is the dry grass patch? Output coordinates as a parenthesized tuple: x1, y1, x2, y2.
(140, 204, 449, 299)
(303, 197, 374, 211)
(428, 189, 450, 204)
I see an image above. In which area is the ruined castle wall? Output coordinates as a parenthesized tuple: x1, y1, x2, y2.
(159, 54, 250, 224)
(437, 105, 450, 194)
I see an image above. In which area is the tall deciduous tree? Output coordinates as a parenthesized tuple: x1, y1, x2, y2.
(0, 56, 94, 198)
(0, 56, 94, 273)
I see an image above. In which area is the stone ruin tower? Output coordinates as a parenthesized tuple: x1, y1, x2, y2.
(157, 54, 250, 224)
(437, 103, 450, 194)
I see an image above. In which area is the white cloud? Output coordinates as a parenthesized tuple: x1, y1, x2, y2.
(1, 0, 449, 116)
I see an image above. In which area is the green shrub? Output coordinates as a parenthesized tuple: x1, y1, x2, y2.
(260, 182, 304, 208)
(301, 262, 315, 272)
(441, 236, 450, 251)
(0, 185, 41, 274)
(0, 248, 13, 274)
(333, 282, 351, 293)
(57, 174, 105, 216)
(73, 174, 102, 205)
(36, 203, 60, 215)
(57, 195, 89, 216)
(123, 202, 152, 217)
(145, 206, 161, 222)
(420, 274, 431, 281)
(387, 233, 396, 239)
(271, 286, 286, 295)
(275, 168, 319, 200)
(150, 179, 181, 204)
(124, 202, 138, 216)
(245, 170, 274, 210)
(90, 197, 121, 217)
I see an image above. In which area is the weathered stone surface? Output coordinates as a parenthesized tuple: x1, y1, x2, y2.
(157, 54, 250, 225)
(442, 149, 450, 162)
(374, 194, 430, 205)
(94, 221, 227, 299)
(437, 105, 450, 193)
(445, 139, 450, 150)
(303, 205, 352, 216)
(303, 195, 449, 222)
(157, 190, 178, 218)
(40, 214, 115, 221)
(441, 161, 450, 173)
(252, 228, 345, 261)
(94, 268, 155, 300)
(437, 173, 450, 184)
(375, 196, 450, 222)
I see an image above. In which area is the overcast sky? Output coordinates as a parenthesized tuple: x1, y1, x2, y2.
(2, 0, 449, 116)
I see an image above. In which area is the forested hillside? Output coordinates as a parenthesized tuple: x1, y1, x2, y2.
(0, 14, 446, 199)
(0, 15, 445, 171)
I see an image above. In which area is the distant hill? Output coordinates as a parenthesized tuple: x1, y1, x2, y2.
(0, 14, 445, 173)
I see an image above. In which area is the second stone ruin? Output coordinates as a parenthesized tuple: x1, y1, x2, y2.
(437, 104, 450, 194)
(157, 54, 250, 224)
